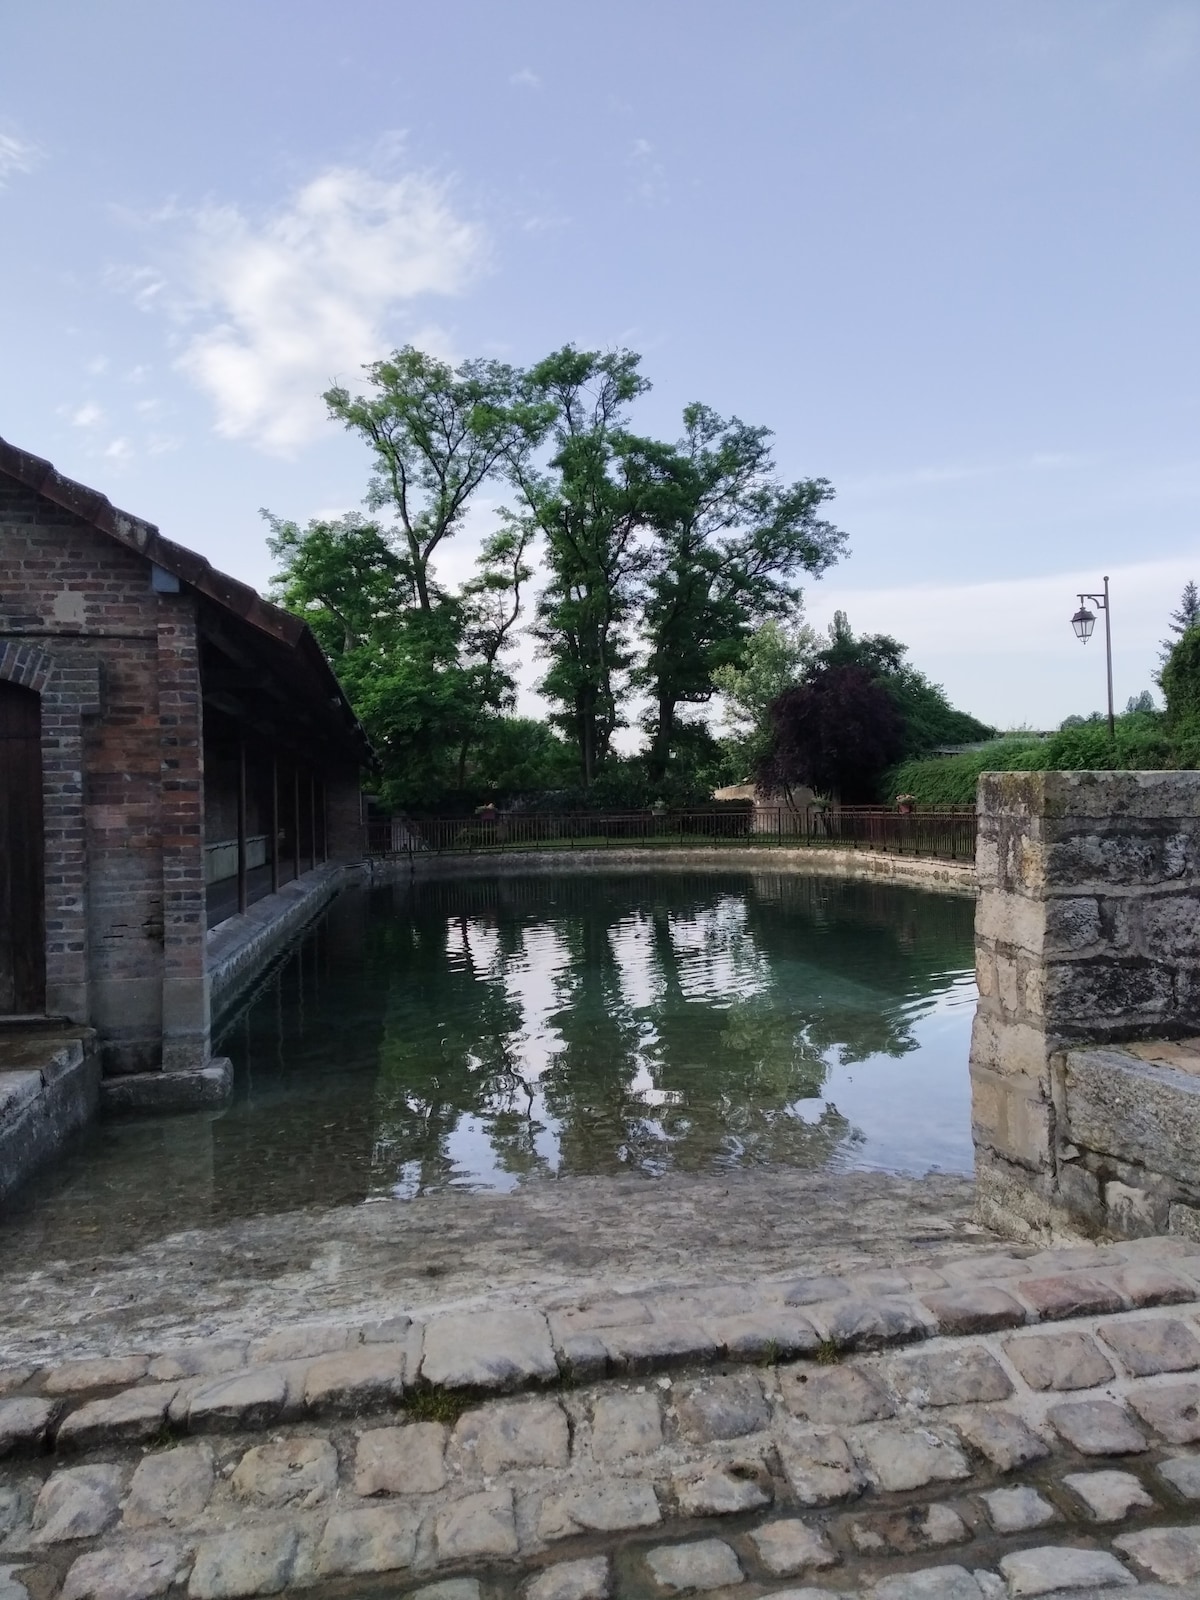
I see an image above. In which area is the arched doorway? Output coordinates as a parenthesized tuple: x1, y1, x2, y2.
(0, 680, 45, 1013)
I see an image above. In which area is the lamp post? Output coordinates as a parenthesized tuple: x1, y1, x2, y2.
(1070, 575, 1115, 740)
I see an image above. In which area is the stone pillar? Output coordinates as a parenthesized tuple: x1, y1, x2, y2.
(325, 767, 365, 862)
(157, 595, 211, 1071)
(971, 770, 1200, 1239)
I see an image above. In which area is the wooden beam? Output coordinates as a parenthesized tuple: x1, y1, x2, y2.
(270, 752, 280, 894)
(292, 767, 301, 883)
(236, 738, 248, 914)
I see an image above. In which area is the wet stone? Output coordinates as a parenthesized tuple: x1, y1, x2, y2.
(858, 1424, 970, 1493)
(1156, 1454, 1200, 1498)
(889, 1346, 1011, 1406)
(303, 1344, 407, 1413)
(675, 1373, 769, 1441)
(315, 1504, 422, 1577)
(674, 1460, 772, 1516)
(558, 1333, 608, 1382)
(61, 1538, 181, 1600)
(998, 1544, 1136, 1595)
(123, 1443, 215, 1528)
(454, 1396, 568, 1473)
(57, 1383, 177, 1449)
(591, 1390, 662, 1460)
(1002, 1330, 1115, 1391)
(1114, 1524, 1200, 1583)
(919, 1285, 1025, 1336)
(1046, 1398, 1148, 1455)
(31, 1465, 124, 1544)
(185, 1367, 286, 1432)
(707, 1310, 818, 1360)
(871, 1567, 986, 1599)
(0, 1398, 53, 1456)
(1098, 1315, 1200, 1376)
(780, 1364, 895, 1426)
(951, 1407, 1048, 1472)
(231, 1436, 338, 1509)
(849, 1503, 967, 1556)
(980, 1485, 1057, 1533)
(435, 1488, 519, 1560)
(43, 1356, 149, 1395)
(817, 1298, 930, 1351)
(354, 1422, 447, 1496)
(778, 1425, 862, 1506)
(1014, 1271, 1124, 1320)
(1129, 1380, 1200, 1443)
(188, 1523, 298, 1598)
(644, 1538, 742, 1592)
(537, 1482, 661, 1540)
(422, 1309, 557, 1390)
(748, 1518, 839, 1575)
(525, 1557, 611, 1600)
(603, 1322, 720, 1373)
(1063, 1468, 1156, 1521)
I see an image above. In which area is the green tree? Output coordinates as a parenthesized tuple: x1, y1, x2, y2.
(1162, 625, 1200, 761)
(635, 405, 844, 779)
(1160, 580, 1200, 669)
(712, 616, 817, 771)
(757, 665, 907, 803)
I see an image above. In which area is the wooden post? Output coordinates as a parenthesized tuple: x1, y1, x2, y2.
(309, 772, 318, 870)
(270, 752, 280, 893)
(319, 779, 328, 863)
(236, 738, 248, 914)
(293, 767, 302, 882)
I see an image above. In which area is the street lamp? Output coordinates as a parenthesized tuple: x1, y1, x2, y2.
(1071, 576, 1114, 740)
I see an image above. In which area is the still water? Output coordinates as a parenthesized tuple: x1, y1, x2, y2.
(1, 872, 977, 1254)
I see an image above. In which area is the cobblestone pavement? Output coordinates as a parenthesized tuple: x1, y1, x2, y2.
(10, 1236, 1200, 1595)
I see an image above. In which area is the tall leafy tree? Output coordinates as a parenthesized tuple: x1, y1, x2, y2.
(635, 406, 845, 779)
(757, 666, 907, 803)
(1160, 579, 1200, 669)
(712, 616, 817, 773)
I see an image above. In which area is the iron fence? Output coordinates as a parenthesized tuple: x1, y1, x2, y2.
(367, 805, 977, 862)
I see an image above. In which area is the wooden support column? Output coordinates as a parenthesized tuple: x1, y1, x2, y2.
(293, 767, 302, 882)
(236, 737, 248, 914)
(309, 772, 318, 870)
(319, 779, 328, 863)
(270, 752, 280, 893)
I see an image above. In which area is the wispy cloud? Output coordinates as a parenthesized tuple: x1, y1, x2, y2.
(628, 138, 668, 206)
(69, 403, 105, 429)
(118, 166, 486, 455)
(0, 130, 42, 188)
(509, 67, 541, 89)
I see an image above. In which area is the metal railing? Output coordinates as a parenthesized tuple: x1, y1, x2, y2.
(367, 806, 977, 862)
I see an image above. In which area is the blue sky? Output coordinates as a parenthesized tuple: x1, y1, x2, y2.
(2, 0, 1198, 731)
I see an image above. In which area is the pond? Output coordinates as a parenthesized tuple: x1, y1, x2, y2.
(0, 871, 977, 1254)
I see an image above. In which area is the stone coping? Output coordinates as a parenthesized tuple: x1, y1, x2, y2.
(0, 1029, 98, 1203)
(11, 1237, 1200, 1596)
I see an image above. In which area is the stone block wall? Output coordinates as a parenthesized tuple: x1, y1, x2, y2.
(971, 769, 1200, 1241)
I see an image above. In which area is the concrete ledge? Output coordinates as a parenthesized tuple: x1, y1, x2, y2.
(99, 1057, 233, 1114)
(375, 846, 975, 896)
(0, 1028, 100, 1201)
(207, 861, 367, 1016)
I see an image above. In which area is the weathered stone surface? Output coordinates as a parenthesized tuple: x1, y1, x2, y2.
(0, 1569, 32, 1600)
(871, 1567, 985, 1600)
(858, 1425, 970, 1493)
(551, 1297, 652, 1338)
(1015, 1271, 1124, 1320)
(525, 1558, 611, 1600)
(675, 1461, 772, 1516)
(188, 1523, 298, 1598)
(1046, 1398, 1149, 1455)
(185, 1367, 286, 1432)
(1130, 1382, 1200, 1443)
(0, 1365, 35, 1397)
(707, 1311, 818, 1360)
(1157, 1454, 1200, 1498)
(57, 1383, 177, 1449)
(61, 1538, 180, 1600)
(454, 1397, 568, 1473)
(849, 1503, 967, 1555)
(0, 1398, 53, 1456)
(1098, 1315, 1200, 1375)
(1106, 1261, 1195, 1307)
(147, 1342, 247, 1383)
(997, 1545, 1135, 1596)
(817, 1298, 930, 1351)
(537, 1482, 660, 1540)
(602, 1322, 719, 1373)
(303, 1345, 407, 1412)
(889, 1347, 1011, 1406)
(777, 1425, 862, 1506)
(123, 1444, 214, 1527)
(644, 1538, 742, 1591)
(31, 1465, 124, 1544)
(557, 1333, 609, 1382)
(920, 1285, 1025, 1336)
(253, 1323, 348, 1363)
(783, 1274, 852, 1305)
(421, 1310, 557, 1390)
(780, 1364, 895, 1426)
(675, 1374, 769, 1441)
(950, 1408, 1049, 1472)
(436, 1489, 519, 1560)
(0, 1485, 27, 1538)
(43, 1356, 149, 1395)
(980, 1485, 1057, 1533)
(1115, 1523, 1200, 1583)
(1065, 1047, 1200, 1192)
(748, 1518, 838, 1576)
(354, 1422, 447, 1496)
(315, 1504, 422, 1576)
(231, 1436, 338, 1509)
(1063, 1468, 1156, 1521)
(1002, 1330, 1115, 1391)
(591, 1390, 662, 1460)
(409, 1584, 481, 1600)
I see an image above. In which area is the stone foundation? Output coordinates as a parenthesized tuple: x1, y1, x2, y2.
(0, 1026, 99, 1201)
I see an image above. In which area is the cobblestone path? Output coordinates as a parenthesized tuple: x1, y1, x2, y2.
(8, 1236, 1200, 1596)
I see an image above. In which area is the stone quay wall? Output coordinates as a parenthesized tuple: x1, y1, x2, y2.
(970, 770, 1200, 1242)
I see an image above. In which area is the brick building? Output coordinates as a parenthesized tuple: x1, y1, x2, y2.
(0, 437, 371, 1101)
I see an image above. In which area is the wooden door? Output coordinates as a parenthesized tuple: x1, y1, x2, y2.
(0, 682, 46, 1013)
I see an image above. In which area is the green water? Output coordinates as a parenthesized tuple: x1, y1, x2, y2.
(0, 871, 977, 1251)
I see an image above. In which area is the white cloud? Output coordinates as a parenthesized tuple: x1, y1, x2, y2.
(69, 403, 104, 428)
(509, 67, 541, 88)
(0, 131, 41, 188)
(126, 166, 484, 455)
(103, 437, 133, 463)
